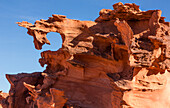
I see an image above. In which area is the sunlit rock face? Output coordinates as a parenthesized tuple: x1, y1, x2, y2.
(1, 2, 170, 108)
(0, 91, 8, 108)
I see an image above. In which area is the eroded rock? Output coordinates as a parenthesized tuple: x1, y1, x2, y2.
(2, 2, 170, 108)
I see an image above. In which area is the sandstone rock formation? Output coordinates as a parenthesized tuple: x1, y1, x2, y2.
(1, 2, 170, 108)
(0, 91, 8, 108)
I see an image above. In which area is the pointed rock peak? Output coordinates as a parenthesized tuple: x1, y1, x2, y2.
(6, 74, 18, 86)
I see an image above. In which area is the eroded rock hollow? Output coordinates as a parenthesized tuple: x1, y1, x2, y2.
(2, 2, 170, 108)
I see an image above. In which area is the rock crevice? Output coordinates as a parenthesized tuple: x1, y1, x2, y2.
(1, 2, 170, 108)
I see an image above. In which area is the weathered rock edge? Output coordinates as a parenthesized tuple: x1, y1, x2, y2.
(2, 2, 170, 108)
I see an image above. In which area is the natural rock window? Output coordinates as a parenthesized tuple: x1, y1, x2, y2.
(0, 2, 170, 108)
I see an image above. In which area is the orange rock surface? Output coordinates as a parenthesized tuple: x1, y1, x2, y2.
(0, 91, 8, 108)
(2, 2, 170, 108)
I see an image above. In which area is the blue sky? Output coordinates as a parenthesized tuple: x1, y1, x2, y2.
(0, 0, 170, 92)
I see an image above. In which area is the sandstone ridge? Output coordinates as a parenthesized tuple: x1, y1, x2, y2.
(1, 2, 170, 108)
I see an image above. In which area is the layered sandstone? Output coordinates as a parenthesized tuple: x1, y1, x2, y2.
(1, 2, 170, 108)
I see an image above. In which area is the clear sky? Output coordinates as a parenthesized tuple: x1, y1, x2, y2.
(0, 0, 170, 92)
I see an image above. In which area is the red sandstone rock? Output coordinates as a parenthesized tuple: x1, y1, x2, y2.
(0, 91, 8, 108)
(2, 2, 170, 108)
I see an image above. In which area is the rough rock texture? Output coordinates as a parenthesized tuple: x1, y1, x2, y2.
(2, 2, 170, 108)
(0, 91, 8, 108)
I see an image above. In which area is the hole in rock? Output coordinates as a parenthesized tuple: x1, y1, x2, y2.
(41, 32, 62, 51)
